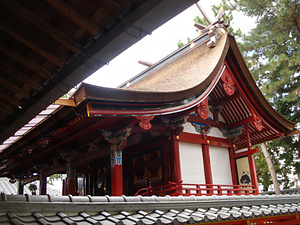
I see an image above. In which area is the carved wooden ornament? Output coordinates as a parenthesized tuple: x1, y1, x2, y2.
(136, 116, 154, 130)
(102, 125, 132, 165)
(253, 113, 263, 131)
(221, 69, 235, 96)
(197, 98, 209, 120)
(161, 114, 189, 136)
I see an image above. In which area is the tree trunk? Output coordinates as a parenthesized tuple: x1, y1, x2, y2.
(261, 143, 281, 194)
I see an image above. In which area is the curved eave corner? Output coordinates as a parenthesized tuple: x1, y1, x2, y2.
(73, 34, 230, 117)
(227, 35, 297, 135)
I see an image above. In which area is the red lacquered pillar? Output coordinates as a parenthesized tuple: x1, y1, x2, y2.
(245, 124, 259, 193)
(110, 145, 123, 196)
(202, 135, 213, 194)
(171, 135, 182, 183)
(66, 162, 76, 196)
(228, 147, 238, 185)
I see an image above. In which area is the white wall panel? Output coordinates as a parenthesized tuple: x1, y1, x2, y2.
(182, 122, 198, 134)
(179, 142, 205, 184)
(209, 127, 224, 139)
(210, 146, 232, 185)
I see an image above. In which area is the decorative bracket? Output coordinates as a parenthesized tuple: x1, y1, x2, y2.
(136, 116, 154, 130)
(102, 125, 132, 165)
(210, 104, 224, 114)
(161, 114, 189, 136)
(221, 69, 235, 96)
(192, 122, 212, 135)
(197, 98, 209, 120)
(253, 113, 263, 131)
(59, 150, 79, 163)
(210, 103, 224, 120)
(221, 125, 244, 143)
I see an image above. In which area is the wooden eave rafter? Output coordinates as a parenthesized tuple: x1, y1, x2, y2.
(44, 0, 100, 36)
(0, 23, 64, 67)
(0, 41, 51, 79)
(0, 61, 40, 90)
(1, 0, 80, 52)
(226, 36, 296, 132)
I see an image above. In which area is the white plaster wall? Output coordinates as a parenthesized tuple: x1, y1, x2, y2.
(208, 105, 213, 119)
(218, 111, 225, 123)
(179, 142, 205, 184)
(209, 127, 224, 139)
(182, 122, 198, 134)
(210, 146, 232, 185)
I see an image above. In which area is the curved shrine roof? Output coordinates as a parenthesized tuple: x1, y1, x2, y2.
(74, 33, 295, 134)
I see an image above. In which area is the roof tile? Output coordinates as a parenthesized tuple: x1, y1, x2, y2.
(1, 194, 300, 224)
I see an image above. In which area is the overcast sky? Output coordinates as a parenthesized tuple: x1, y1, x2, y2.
(83, 0, 256, 88)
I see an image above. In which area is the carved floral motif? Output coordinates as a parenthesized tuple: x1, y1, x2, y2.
(136, 116, 154, 130)
(197, 98, 209, 120)
(253, 114, 263, 131)
(221, 69, 235, 96)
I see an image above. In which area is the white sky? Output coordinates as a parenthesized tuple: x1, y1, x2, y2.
(84, 0, 256, 88)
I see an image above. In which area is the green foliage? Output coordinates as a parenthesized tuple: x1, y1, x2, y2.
(47, 174, 63, 185)
(254, 150, 272, 191)
(177, 37, 191, 48)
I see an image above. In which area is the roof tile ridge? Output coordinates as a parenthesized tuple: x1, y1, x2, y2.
(68, 194, 73, 202)
(120, 211, 143, 224)
(79, 212, 100, 225)
(100, 211, 123, 225)
(0, 192, 6, 201)
(25, 193, 30, 202)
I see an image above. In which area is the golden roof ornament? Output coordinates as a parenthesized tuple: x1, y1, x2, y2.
(194, 2, 228, 48)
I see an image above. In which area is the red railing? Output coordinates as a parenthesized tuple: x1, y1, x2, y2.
(134, 181, 257, 196)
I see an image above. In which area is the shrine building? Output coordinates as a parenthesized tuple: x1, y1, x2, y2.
(0, 31, 296, 198)
(0, 1, 300, 223)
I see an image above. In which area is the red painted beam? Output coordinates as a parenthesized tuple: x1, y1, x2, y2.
(233, 147, 259, 159)
(178, 132, 234, 148)
(227, 116, 254, 129)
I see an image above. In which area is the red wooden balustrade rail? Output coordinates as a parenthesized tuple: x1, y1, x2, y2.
(134, 181, 257, 196)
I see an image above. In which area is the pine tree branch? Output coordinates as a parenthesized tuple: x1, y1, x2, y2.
(249, 0, 277, 18)
(293, 3, 300, 39)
